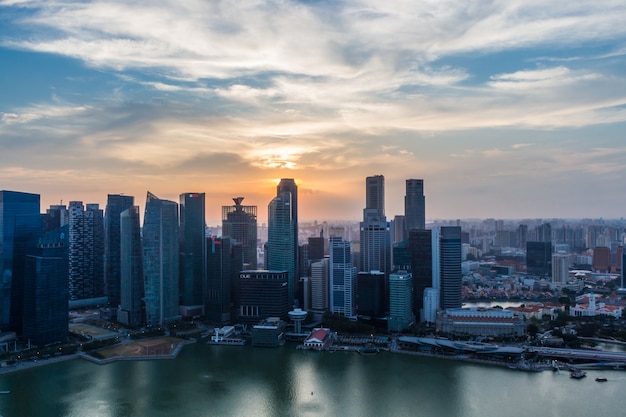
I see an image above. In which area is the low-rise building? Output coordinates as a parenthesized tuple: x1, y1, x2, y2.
(436, 307, 526, 337)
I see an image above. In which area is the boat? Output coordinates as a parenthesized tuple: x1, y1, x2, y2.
(570, 370, 587, 379)
(0, 391, 10, 394)
(595, 377, 608, 382)
(358, 345, 380, 355)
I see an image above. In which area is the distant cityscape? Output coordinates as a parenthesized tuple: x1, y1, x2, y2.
(1, 175, 626, 366)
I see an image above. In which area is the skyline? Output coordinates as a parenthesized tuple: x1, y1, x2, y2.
(1, 1, 626, 224)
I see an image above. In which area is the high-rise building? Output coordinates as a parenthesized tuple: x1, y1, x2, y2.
(409, 229, 432, 320)
(552, 253, 569, 289)
(360, 175, 391, 280)
(276, 179, 299, 304)
(592, 247, 610, 273)
(44, 204, 68, 232)
(365, 175, 385, 216)
(222, 197, 257, 269)
(422, 287, 439, 323)
(104, 194, 134, 308)
(238, 270, 289, 325)
(330, 236, 356, 318)
(206, 236, 241, 324)
(266, 192, 296, 307)
(179, 192, 206, 310)
(310, 258, 329, 314)
(356, 271, 385, 319)
(68, 201, 104, 300)
(143, 192, 180, 326)
(0, 190, 41, 330)
(118, 206, 143, 327)
(388, 271, 415, 332)
(526, 241, 552, 276)
(440, 226, 462, 310)
(404, 179, 425, 236)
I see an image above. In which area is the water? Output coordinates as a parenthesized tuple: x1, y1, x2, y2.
(1, 342, 625, 417)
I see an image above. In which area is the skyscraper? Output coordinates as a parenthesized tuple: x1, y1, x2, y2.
(222, 197, 257, 269)
(310, 258, 329, 314)
(179, 192, 206, 310)
(440, 226, 462, 310)
(266, 191, 296, 307)
(118, 206, 143, 327)
(104, 194, 134, 308)
(409, 228, 432, 320)
(526, 241, 552, 276)
(143, 192, 180, 326)
(330, 236, 356, 318)
(0, 190, 41, 330)
(206, 236, 241, 324)
(404, 179, 425, 235)
(238, 270, 289, 324)
(360, 176, 391, 275)
(551, 253, 569, 289)
(276, 179, 299, 303)
(68, 201, 104, 300)
(388, 271, 415, 332)
(365, 175, 385, 216)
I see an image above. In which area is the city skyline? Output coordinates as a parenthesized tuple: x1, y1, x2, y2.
(1, 1, 626, 223)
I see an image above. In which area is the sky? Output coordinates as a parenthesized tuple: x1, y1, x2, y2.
(1, 1, 626, 225)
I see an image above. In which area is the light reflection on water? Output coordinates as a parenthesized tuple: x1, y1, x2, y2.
(2, 342, 626, 417)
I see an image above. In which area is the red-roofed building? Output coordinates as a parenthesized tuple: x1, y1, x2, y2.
(303, 328, 334, 350)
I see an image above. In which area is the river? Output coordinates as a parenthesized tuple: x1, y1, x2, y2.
(1, 341, 624, 417)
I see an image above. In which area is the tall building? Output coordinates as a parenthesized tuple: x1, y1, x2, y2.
(592, 247, 610, 273)
(409, 229, 432, 320)
(330, 236, 356, 318)
(0, 190, 41, 330)
(526, 241, 552, 276)
(143, 192, 180, 326)
(222, 197, 257, 269)
(43, 204, 68, 232)
(404, 179, 425, 235)
(206, 236, 241, 324)
(440, 226, 462, 310)
(104, 194, 134, 308)
(238, 270, 289, 325)
(552, 253, 569, 289)
(118, 206, 143, 327)
(276, 179, 299, 304)
(310, 258, 329, 314)
(388, 271, 415, 332)
(360, 175, 391, 278)
(365, 175, 385, 216)
(356, 271, 385, 319)
(266, 191, 296, 308)
(68, 201, 104, 301)
(179, 192, 206, 310)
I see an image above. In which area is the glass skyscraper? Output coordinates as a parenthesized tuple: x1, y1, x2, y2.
(143, 192, 180, 326)
(105, 194, 134, 308)
(330, 236, 356, 318)
(222, 197, 257, 269)
(118, 206, 143, 327)
(266, 191, 296, 308)
(440, 226, 462, 309)
(179, 192, 206, 308)
(404, 179, 425, 235)
(68, 201, 104, 300)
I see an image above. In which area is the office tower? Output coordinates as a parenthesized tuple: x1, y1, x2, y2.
(526, 241, 552, 276)
(393, 215, 405, 244)
(330, 236, 356, 318)
(308, 235, 325, 262)
(23, 225, 69, 345)
(276, 179, 299, 304)
(422, 288, 439, 323)
(118, 206, 143, 327)
(440, 226, 462, 310)
(404, 179, 425, 236)
(266, 192, 296, 307)
(392, 239, 411, 271)
(310, 258, 329, 313)
(43, 204, 68, 232)
(222, 197, 258, 269)
(68, 201, 104, 301)
(206, 236, 239, 324)
(179, 192, 206, 311)
(516, 224, 528, 249)
(536, 223, 552, 243)
(105, 194, 134, 308)
(365, 175, 385, 216)
(143, 192, 180, 326)
(360, 175, 391, 279)
(356, 271, 385, 319)
(552, 253, 569, 289)
(238, 270, 289, 324)
(592, 247, 610, 273)
(409, 229, 432, 320)
(621, 251, 626, 289)
(388, 271, 415, 332)
(0, 190, 41, 330)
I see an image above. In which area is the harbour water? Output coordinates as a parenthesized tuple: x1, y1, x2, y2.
(1, 341, 625, 417)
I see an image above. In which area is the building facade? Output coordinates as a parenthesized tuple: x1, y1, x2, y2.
(266, 192, 296, 308)
(388, 271, 415, 332)
(222, 197, 257, 269)
(330, 236, 356, 318)
(440, 226, 462, 310)
(179, 192, 206, 310)
(104, 194, 134, 308)
(118, 206, 143, 327)
(68, 201, 104, 300)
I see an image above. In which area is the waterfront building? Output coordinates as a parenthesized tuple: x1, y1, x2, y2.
(388, 271, 415, 332)
(526, 241, 552, 276)
(104, 194, 134, 308)
(266, 192, 296, 308)
(422, 287, 439, 323)
(118, 206, 143, 327)
(436, 307, 526, 337)
(143, 192, 180, 326)
(0, 190, 41, 332)
(68, 201, 104, 301)
(570, 293, 623, 319)
(310, 258, 329, 314)
(238, 270, 289, 325)
(251, 317, 286, 347)
(22, 225, 69, 346)
(356, 271, 385, 319)
(551, 253, 569, 290)
(404, 179, 425, 236)
(303, 328, 333, 350)
(179, 192, 206, 314)
(222, 197, 257, 269)
(440, 226, 462, 310)
(206, 236, 242, 324)
(330, 236, 357, 318)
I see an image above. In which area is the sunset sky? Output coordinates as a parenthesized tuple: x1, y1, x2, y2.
(1, 1, 626, 225)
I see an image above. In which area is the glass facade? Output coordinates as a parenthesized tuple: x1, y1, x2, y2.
(119, 206, 143, 327)
(104, 194, 134, 307)
(179, 192, 206, 307)
(266, 192, 295, 307)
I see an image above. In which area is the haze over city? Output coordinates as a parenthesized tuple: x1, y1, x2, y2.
(1, 1, 626, 224)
